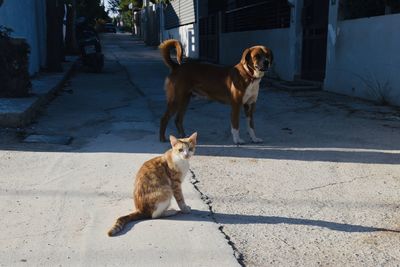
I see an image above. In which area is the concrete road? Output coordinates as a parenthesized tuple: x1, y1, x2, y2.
(1, 33, 400, 266)
(104, 34, 400, 266)
(0, 34, 239, 267)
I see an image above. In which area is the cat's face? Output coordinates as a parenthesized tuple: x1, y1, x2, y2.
(170, 132, 197, 160)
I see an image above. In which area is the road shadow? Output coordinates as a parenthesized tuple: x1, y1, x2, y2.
(180, 210, 400, 233)
(1, 34, 399, 166)
(193, 143, 400, 165)
(1, 130, 399, 165)
(111, 209, 400, 236)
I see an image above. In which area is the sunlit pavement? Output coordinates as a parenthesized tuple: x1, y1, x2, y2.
(1, 33, 400, 266)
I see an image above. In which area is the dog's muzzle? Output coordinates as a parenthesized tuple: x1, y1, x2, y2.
(256, 60, 270, 72)
(257, 66, 268, 72)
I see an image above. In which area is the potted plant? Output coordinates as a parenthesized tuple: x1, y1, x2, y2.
(0, 25, 31, 98)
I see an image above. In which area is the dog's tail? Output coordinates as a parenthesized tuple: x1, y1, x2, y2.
(107, 211, 147, 236)
(159, 39, 183, 70)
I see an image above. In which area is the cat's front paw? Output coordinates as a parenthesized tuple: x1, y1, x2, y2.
(180, 204, 191, 213)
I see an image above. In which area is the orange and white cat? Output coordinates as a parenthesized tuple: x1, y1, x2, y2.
(108, 132, 197, 236)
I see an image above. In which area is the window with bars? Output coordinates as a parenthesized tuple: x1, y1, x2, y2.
(339, 0, 400, 20)
(221, 0, 291, 33)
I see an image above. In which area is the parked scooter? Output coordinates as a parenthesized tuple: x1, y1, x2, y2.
(76, 18, 104, 73)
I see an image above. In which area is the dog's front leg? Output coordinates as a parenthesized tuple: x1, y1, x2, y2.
(231, 103, 245, 144)
(244, 103, 263, 143)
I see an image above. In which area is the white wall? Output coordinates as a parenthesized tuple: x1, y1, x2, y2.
(218, 1, 303, 81)
(0, 0, 47, 75)
(162, 23, 199, 58)
(325, 12, 400, 106)
(219, 28, 293, 80)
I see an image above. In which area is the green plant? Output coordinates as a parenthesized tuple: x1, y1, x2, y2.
(365, 78, 391, 105)
(0, 26, 31, 98)
(357, 72, 392, 105)
(0, 25, 12, 39)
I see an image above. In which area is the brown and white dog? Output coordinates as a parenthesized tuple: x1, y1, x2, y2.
(159, 39, 273, 144)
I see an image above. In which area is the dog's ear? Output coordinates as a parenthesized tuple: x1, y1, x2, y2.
(240, 48, 251, 66)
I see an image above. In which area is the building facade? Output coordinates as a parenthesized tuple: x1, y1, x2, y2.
(157, 0, 400, 106)
(159, 0, 198, 59)
(0, 0, 47, 75)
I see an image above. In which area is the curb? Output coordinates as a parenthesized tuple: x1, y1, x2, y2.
(0, 58, 78, 128)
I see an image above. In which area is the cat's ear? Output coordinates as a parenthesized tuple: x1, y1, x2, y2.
(189, 132, 197, 144)
(170, 135, 178, 147)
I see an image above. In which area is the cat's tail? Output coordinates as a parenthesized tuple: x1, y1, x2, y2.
(159, 39, 183, 70)
(107, 211, 146, 237)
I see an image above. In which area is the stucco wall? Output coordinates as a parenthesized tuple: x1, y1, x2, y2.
(162, 23, 199, 58)
(0, 0, 47, 75)
(219, 29, 293, 80)
(325, 13, 400, 106)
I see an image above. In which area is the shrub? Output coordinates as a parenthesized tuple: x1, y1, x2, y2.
(0, 26, 31, 98)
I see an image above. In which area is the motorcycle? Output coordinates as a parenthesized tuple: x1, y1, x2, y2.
(76, 18, 104, 73)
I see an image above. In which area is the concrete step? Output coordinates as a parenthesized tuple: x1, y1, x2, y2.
(271, 80, 322, 92)
(0, 57, 77, 128)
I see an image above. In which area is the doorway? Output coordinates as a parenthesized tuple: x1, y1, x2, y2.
(199, 13, 219, 63)
(301, 0, 329, 81)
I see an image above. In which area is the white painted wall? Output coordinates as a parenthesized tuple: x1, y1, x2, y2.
(325, 12, 400, 106)
(162, 23, 199, 58)
(0, 0, 47, 75)
(218, 1, 303, 81)
(219, 28, 293, 80)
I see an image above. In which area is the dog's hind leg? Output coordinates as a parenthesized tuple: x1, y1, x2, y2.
(174, 94, 191, 138)
(160, 78, 177, 142)
(160, 103, 177, 142)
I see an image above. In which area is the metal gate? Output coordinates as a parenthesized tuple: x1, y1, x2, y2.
(199, 13, 219, 63)
(301, 0, 329, 81)
(143, 5, 160, 46)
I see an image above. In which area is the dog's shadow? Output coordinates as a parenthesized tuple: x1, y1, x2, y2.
(112, 209, 400, 236)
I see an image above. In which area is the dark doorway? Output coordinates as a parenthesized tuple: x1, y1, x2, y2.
(199, 13, 219, 63)
(301, 0, 329, 81)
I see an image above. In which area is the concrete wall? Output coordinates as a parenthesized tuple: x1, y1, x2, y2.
(325, 9, 400, 105)
(218, 1, 303, 81)
(0, 0, 47, 75)
(159, 1, 302, 80)
(162, 23, 199, 58)
(220, 29, 293, 80)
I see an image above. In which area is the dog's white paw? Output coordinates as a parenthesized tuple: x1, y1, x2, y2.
(180, 204, 191, 214)
(248, 128, 263, 143)
(231, 128, 245, 145)
(251, 137, 263, 143)
(233, 138, 245, 145)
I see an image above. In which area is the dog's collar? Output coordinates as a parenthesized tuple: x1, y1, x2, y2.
(242, 63, 258, 83)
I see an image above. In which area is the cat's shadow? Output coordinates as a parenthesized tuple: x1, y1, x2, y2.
(112, 209, 400, 236)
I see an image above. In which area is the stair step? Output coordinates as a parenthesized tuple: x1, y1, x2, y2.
(272, 80, 322, 91)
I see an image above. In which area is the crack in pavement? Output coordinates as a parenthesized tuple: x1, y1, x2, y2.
(189, 169, 245, 266)
(294, 175, 370, 192)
